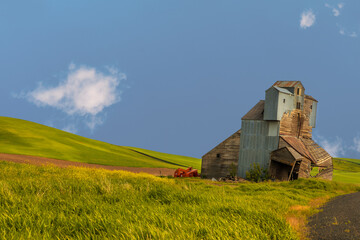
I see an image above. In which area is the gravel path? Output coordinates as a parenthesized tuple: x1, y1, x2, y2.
(308, 192, 360, 240)
(0, 153, 176, 176)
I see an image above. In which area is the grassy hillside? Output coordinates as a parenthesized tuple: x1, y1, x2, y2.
(0, 116, 200, 169)
(332, 158, 360, 184)
(0, 161, 358, 239)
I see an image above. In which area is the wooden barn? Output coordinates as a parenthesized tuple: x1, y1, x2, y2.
(201, 81, 333, 181)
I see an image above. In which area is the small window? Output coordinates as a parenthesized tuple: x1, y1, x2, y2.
(216, 153, 221, 158)
(297, 88, 300, 95)
(283, 99, 286, 103)
(296, 102, 301, 109)
(310, 105, 313, 109)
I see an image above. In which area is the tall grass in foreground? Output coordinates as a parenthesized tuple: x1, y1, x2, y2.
(0, 161, 358, 239)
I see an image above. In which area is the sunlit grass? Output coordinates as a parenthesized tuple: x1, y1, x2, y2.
(333, 170, 360, 183)
(0, 161, 358, 239)
(0, 116, 200, 169)
(332, 158, 360, 183)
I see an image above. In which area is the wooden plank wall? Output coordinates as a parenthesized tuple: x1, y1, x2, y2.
(201, 130, 241, 179)
(316, 165, 333, 180)
(298, 158, 311, 178)
(269, 161, 292, 181)
(279, 109, 312, 139)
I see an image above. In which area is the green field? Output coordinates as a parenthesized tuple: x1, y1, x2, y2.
(0, 161, 358, 239)
(332, 158, 360, 184)
(0, 116, 200, 169)
(2, 116, 360, 184)
(1, 116, 360, 239)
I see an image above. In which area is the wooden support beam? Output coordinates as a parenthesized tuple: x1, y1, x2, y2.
(288, 162, 297, 181)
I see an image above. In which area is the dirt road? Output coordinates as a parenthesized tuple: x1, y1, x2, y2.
(0, 153, 176, 176)
(308, 192, 360, 240)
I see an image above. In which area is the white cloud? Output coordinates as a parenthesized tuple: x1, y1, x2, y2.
(349, 32, 358, 38)
(325, 3, 357, 37)
(350, 136, 360, 153)
(86, 116, 104, 132)
(338, 25, 358, 38)
(69, 62, 76, 70)
(62, 124, 78, 134)
(315, 136, 345, 157)
(300, 10, 316, 29)
(325, 3, 343, 17)
(332, 8, 340, 17)
(27, 63, 126, 130)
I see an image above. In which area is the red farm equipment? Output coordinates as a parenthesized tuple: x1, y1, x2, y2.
(174, 167, 199, 178)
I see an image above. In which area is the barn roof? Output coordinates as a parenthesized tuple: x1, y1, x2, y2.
(273, 86, 293, 95)
(280, 136, 315, 163)
(301, 138, 332, 166)
(305, 94, 318, 102)
(273, 81, 303, 88)
(271, 147, 303, 166)
(242, 100, 264, 120)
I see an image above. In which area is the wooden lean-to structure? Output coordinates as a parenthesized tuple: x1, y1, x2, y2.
(201, 81, 333, 181)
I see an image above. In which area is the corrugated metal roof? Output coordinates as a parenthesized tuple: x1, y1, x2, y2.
(305, 95, 318, 102)
(301, 138, 332, 166)
(241, 100, 264, 120)
(273, 86, 293, 95)
(273, 81, 303, 88)
(280, 136, 315, 163)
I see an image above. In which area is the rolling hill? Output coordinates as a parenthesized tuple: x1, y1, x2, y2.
(0, 116, 201, 169)
(332, 158, 360, 184)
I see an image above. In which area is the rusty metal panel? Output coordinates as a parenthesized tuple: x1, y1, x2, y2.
(273, 81, 302, 88)
(237, 120, 279, 178)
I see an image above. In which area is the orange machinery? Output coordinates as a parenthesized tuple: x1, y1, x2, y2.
(174, 167, 199, 178)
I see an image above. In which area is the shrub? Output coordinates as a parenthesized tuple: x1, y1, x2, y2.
(229, 163, 237, 178)
(246, 163, 269, 182)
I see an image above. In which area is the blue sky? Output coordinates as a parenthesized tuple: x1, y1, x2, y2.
(1, 1, 359, 158)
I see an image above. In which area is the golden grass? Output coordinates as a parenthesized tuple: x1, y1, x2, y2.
(0, 161, 359, 239)
(286, 195, 336, 240)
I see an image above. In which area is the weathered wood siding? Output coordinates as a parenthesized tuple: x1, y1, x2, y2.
(316, 165, 333, 180)
(279, 110, 312, 139)
(270, 161, 292, 181)
(271, 148, 297, 166)
(304, 95, 317, 128)
(298, 158, 311, 178)
(202, 81, 332, 182)
(201, 130, 241, 179)
(278, 137, 289, 149)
